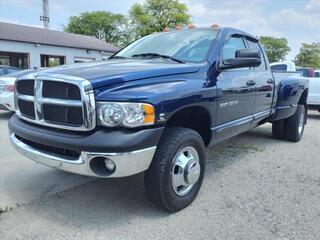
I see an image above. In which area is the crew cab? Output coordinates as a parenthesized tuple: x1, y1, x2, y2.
(9, 27, 309, 212)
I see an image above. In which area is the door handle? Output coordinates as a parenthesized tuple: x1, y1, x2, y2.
(246, 80, 256, 86)
(267, 79, 274, 84)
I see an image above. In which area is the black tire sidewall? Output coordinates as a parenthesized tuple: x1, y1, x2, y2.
(145, 127, 206, 212)
(286, 104, 306, 142)
(272, 119, 286, 140)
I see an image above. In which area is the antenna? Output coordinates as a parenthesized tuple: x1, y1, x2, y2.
(40, 0, 50, 29)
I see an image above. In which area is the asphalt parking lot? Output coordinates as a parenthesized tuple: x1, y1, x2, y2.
(0, 110, 319, 240)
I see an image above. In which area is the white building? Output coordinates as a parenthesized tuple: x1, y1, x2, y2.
(0, 22, 119, 69)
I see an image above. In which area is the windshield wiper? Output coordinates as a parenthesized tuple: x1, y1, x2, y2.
(131, 53, 185, 64)
(109, 55, 128, 60)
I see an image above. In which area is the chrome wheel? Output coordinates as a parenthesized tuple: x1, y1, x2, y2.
(171, 146, 201, 196)
(298, 110, 305, 136)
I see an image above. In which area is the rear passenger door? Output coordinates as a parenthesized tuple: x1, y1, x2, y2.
(245, 37, 274, 115)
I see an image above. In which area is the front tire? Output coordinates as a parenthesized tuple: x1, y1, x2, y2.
(144, 127, 206, 212)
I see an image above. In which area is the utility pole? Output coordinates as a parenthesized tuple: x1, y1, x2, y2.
(40, 0, 50, 29)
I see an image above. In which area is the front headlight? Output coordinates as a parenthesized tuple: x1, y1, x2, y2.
(97, 102, 155, 128)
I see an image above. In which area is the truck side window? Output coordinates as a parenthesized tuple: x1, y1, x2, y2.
(222, 36, 246, 59)
(245, 39, 267, 70)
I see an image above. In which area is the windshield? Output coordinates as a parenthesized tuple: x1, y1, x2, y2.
(115, 29, 219, 63)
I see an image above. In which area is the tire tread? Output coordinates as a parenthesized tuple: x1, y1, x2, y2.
(286, 104, 305, 142)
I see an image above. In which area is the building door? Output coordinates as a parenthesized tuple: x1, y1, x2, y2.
(0, 51, 29, 69)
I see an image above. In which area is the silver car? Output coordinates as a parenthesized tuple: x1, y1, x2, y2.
(0, 69, 40, 111)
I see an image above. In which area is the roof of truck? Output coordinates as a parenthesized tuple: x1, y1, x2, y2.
(161, 27, 258, 41)
(216, 27, 258, 40)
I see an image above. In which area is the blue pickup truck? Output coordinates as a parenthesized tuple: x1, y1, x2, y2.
(9, 27, 308, 212)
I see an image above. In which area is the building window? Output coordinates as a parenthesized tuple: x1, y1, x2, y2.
(74, 57, 95, 63)
(41, 55, 65, 67)
(0, 51, 29, 69)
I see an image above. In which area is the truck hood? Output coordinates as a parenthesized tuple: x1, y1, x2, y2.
(36, 59, 202, 88)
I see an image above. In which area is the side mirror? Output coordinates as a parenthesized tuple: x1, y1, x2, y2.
(219, 48, 261, 70)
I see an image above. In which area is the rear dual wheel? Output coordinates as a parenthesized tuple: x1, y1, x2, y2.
(144, 127, 205, 212)
(272, 104, 306, 142)
(272, 119, 286, 140)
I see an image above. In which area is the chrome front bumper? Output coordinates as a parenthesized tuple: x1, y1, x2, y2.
(10, 133, 156, 178)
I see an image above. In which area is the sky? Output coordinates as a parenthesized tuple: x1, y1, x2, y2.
(1, 0, 320, 61)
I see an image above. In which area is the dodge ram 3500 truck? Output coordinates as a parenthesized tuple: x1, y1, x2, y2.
(9, 27, 309, 212)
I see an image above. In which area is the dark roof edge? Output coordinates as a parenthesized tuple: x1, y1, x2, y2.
(0, 38, 118, 53)
(0, 22, 119, 52)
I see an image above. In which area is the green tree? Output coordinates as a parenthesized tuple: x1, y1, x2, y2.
(64, 11, 130, 47)
(295, 43, 320, 68)
(129, 0, 191, 38)
(259, 36, 290, 63)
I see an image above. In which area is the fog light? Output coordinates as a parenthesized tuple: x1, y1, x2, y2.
(104, 159, 116, 171)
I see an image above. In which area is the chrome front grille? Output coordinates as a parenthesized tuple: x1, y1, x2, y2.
(16, 80, 34, 96)
(15, 74, 96, 131)
(42, 81, 81, 100)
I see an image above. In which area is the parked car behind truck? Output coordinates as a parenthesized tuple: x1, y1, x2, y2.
(297, 67, 315, 78)
(0, 65, 21, 110)
(270, 61, 297, 72)
(0, 69, 40, 111)
(308, 73, 320, 112)
(0, 65, 20, 77)
(270, 63, 319, 114)
(9, 27, 309, 212)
